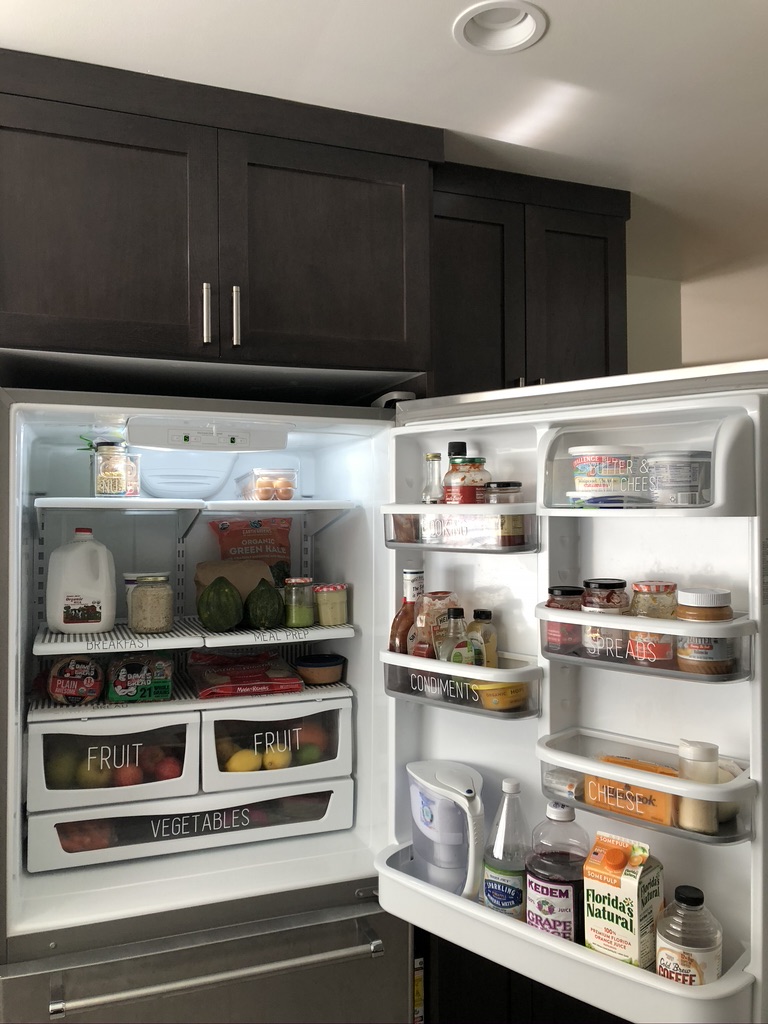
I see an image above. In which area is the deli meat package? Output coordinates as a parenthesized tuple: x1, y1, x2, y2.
(186, 649, 304, 699)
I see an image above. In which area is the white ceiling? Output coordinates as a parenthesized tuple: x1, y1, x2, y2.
(4, 0, 768, 282)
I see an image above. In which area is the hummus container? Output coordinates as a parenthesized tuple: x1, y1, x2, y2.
(646, 450, 711, 506)
(569, 446, 640, 494)
(469, 680, 528, 711)
(293, 654, 346, 685)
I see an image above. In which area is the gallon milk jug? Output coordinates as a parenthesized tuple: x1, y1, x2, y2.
(46, 527, 116, 633)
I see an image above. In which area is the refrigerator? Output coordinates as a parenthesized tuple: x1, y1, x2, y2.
(0, 358, 765, 1023)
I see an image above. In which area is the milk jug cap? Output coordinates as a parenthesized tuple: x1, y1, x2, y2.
(501, 778, 521, 794)
(546, 800, 575, 821)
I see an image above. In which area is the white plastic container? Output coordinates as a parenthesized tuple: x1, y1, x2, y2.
(45, 527, 116, 634)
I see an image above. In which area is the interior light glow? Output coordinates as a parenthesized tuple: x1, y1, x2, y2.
(491, 82, 588, 147)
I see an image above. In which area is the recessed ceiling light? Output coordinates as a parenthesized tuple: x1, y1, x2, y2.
(453, 1, 548, 54)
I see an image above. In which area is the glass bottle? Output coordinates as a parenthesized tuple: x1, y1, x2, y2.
(438, 607, 475, 663)
(388, 569, 425, 654)
(421, 452, 444, 504)
(525, 801, 590, 944)
(467, 609, 498, 667)
(656, 885, 723, 985)
(482, 778, 531, 920)
(284, 577, 315, 628)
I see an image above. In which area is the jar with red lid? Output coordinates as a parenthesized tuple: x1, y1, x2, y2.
(545, 586, 584, 654)
(313, 584, 348, 626)
(581, 579, 629, 659)
(627, 580, 677, 668)
(443, 457, 491, 504)
(284, 577, 314, 628)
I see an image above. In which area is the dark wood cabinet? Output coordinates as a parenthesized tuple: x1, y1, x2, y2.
(430, 164, 630, 397)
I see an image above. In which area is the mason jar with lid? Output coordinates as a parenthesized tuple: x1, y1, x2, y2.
(313, 583, 348, 626)
(129, 573, 174, 634)
(284, 577, 315, 628)
(443, 457, 491, 504)
(581, 579, 629, 659)
(628, 580, 678, 668)
(92, 441, 129, 497)
(545, 585, 584, 654)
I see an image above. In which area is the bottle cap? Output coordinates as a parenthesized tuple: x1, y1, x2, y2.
(485, 481, 521, 490)
(447, 441, 467, 457)
(473, 609, 492, 620)
(679, 739, 719, 762)
(548, 586, 585, 597)
(546, 801, 575, 821)
(447, 607, 465, 619)
(675, 885, 705, 907)
(425, 452, 441, 461)
(583, 578, 627, 589)
(677, 587, 732, 607)
(502, 778, 520, 794)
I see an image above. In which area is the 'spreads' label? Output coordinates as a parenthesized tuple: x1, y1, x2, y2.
(656, 938, 722, 986)
(526, 875, 578, 940)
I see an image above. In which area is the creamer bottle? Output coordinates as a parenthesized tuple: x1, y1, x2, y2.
(45, 527, 116, 634)
(656, 885, 722, 985)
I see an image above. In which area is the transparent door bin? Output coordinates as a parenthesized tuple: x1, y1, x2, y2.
(536, 603, 756, 682)
(537, 728, 754, 844)
(26, 713, 200, 812)
(539, 409, 756, 515)
(200, 696, 352, 792)
(383, 504, 538, 553)
(380, 650, 540, 718)
(26, 777, 355, 872)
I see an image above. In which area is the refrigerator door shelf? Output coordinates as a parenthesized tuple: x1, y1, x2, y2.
(33, 618, 356, 656)
(381, 650, 541, 719)
(27, 777, 354, 873)
(383, 503, 538, 554)
(375, 841, 755, 1024)
(536, 603, 756, 684)
(537, 728, 754, 843)
(200, 696, 352, 792)
(26, 712, 200, 812)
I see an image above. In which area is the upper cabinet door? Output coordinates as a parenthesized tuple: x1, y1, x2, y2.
(217, 132, 430, 371)
(524, 206, 628, 385)
(0, 96, 219, 359)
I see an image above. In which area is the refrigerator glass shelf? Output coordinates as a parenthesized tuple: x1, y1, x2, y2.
(536, 603, 755, 683)
(537, 727, 754, 844)
(33, 618, 356, 656)
(382, 504, 538, 553)
(381, 650, 540, 719)
(375, 841, 755, 1023)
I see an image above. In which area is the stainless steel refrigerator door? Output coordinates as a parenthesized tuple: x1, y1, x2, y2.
(0, 904, 411, 1023)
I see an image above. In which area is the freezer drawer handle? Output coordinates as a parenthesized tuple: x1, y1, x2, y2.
(202, 282, 212, 345)
(232, 285, 241, 346)
(47, 919, 384, 1018)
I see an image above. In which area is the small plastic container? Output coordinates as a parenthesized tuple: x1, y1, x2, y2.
(129, 573, 174, 634)
(313, 584, 348, 626)
(676, 588, 735, 675)
(647, 450, 711, 507)
(569, 447, 638, 494)
(284, 578, 315, 628)
(293, 654, 346, 685)
(236, 469, 297, 501)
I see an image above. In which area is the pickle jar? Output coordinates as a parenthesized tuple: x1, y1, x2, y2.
(581, 579, 629, 659)
(284, 578, 315, 628)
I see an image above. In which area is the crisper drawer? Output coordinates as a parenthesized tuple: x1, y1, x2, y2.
(26, 711, 200, 812)
(200, 687, 352, 792)
(26, 778, 354, 872)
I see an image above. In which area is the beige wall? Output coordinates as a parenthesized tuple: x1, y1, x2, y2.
(626, 275, 682, 373)
(680, 262, 768, 365)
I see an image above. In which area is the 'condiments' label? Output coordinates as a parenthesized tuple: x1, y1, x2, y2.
(526, 875, 578, 940)
(656, 938, 722, 985)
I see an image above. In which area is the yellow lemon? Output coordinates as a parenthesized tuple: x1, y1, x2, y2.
(262, 748, 292, 770)
(225, 748, 262, 773)
(216, 737, 239, 766)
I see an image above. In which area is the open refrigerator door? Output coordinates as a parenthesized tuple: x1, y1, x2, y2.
(376, 361, 767, 1024)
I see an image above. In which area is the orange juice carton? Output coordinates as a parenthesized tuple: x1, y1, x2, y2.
(583, 754, 678, 826)
(584, 832, 664, 969)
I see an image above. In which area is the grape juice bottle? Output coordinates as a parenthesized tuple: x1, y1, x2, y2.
(525, 801, 590, 944)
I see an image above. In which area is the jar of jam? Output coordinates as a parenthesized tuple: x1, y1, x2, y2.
(284, 578, 315, 628)
(484, 481, 525, 547)
(628, 581, 677, 668)
(443, 457, 491, 504)
(545, 586, 584, 654)
(581, 579, 629, 659)
(675, 588, 736, 676)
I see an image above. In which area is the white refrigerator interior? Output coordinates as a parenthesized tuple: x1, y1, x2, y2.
(1, 359, 767, 1023)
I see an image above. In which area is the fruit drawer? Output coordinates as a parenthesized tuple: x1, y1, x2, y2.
(200, 689, 352, 792)
(26, 712, 200, 812)
(26, 778, 354, 872)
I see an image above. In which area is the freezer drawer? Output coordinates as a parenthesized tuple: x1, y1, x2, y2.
(27, 778, 354, 871)
(0, 903, 410, 1024)
(26, 711, 200, 811)
(200, 691, 352, 791)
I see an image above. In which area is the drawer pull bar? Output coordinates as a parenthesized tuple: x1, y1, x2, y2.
(232, 285, 241, 346)
(202, 282, 212, 345)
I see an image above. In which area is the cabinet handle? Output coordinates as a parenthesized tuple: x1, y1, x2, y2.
(514, 378, 526, 388)
(202, 283, 212, 345)
(537, 377, 546, 385)
(232, 286, 241, 347)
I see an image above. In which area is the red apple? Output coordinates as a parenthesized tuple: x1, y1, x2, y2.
(154, 755, 183, 781)
(113, 764, 144, 787)
(137, 744, 165, 775)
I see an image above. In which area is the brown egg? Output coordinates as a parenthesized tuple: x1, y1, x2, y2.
(274, 477, 295, 500)
(255, 477, 275, 500)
